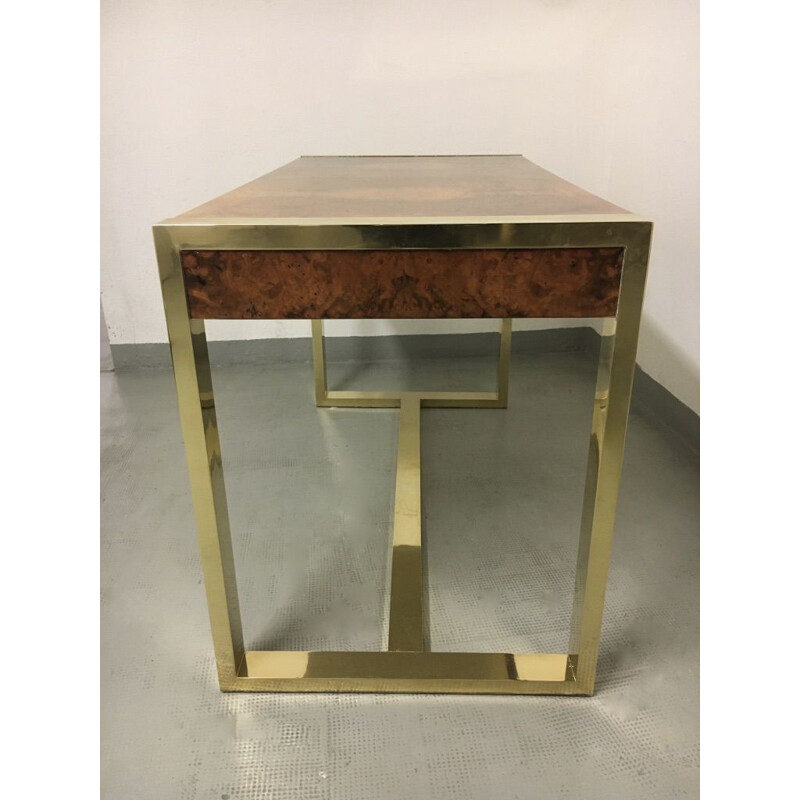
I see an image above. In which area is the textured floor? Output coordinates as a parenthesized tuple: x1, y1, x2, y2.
(101, 348, 699, 799)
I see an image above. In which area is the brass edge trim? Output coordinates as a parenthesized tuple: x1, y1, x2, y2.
(155, 220, 651, 254)
(158, 214, 647, 228)
(240, 650, 574, 682)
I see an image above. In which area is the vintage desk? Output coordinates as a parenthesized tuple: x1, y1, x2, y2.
(154, 155, 651, 694)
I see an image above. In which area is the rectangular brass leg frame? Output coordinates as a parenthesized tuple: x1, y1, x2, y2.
(156, 225, 648, 694)
(311, 319, 512, 409)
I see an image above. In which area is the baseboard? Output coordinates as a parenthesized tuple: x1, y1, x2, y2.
(110, 327, 699, 453)
(110, 328, 586, 370)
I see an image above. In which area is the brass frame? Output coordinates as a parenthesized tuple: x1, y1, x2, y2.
(154, 216, 651, 694)
(311, 318, 512, 409)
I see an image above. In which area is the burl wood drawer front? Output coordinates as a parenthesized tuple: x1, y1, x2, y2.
(181, 248, 624, 320)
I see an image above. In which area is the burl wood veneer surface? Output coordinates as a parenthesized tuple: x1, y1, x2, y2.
(168, 156, 629, 222)
(182, 249, 624, 320)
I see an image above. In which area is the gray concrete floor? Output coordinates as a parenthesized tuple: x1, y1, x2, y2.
(101, 349, 699, 799)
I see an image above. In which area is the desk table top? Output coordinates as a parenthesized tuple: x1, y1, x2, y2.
(158, 155, 648, 321)
(166, 155, 630, 224)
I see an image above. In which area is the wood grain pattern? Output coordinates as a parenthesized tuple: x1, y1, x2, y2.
(169, 156, 629, 222)
(181, 248, 624, 320)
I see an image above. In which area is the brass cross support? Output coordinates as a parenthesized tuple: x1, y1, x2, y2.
(312, 320, 512, 657)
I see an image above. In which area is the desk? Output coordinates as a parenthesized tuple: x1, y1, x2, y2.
(154, 155, 651, 694)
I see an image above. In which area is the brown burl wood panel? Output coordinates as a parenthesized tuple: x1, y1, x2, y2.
(181, 248, 624, 320)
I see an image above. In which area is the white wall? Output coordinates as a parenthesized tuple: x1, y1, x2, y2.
(101, 0, 699, 412)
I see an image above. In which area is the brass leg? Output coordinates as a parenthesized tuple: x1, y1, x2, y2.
(155, 228, 244, 689)
(569, 247, 649, 693)
(497, 318, 512, 408)
(311, 319, 327, 406)
(387, 394, 424, 652)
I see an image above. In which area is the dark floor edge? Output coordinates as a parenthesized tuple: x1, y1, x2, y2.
(111, 328, 699, 452)
(110, 328, 586, 369)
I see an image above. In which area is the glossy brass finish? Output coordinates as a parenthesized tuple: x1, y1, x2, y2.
(497, 318, 512, 407)
(311, 318, 511, 409)
(234, 651, 574, 694)
(160, 219, 650, 253)
(311, 320, 513, 655)
(388, 395, 423, 652)
(155, 195, 650, 695)
(154, 227, 244, 687)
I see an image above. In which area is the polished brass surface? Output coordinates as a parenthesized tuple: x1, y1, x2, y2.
(312, 321, 513, 655)
(158, 220, 650, 252)
(388, 396, 423, 652)
(233, 651, 574, 694)
(154, 227, 245, 686)
(155, 165, 651, 695)
(310, 319, 327, 406)
(311, 318, 512, 409)
(497, 318, 512, 407)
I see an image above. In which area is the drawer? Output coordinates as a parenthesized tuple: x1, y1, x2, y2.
(181, 247, 623, 320)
